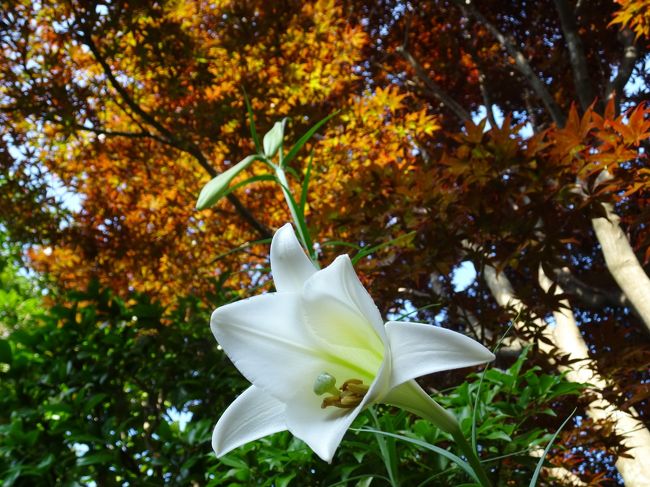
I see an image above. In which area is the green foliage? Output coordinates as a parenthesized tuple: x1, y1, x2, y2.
(0, 234, 42, 333)
(0, 282, 242, 485)
(208, 349, 584, 486)
(0, 272, 585, 486)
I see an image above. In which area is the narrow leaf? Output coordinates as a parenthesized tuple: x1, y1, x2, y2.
(472, 320, 516, 450)
(243, 89, 262, 153)
(299, 150, 314, 219)
(351, 231, 416, 265)
(283, 111, 339, 167)
(356, 428, 480, 484)
(369, 408, 399, 486)
(529, 408, 576, 487)
(196, 155, 257, 210)
(221, 174, 276, 200)
(320, 240, 362, 251)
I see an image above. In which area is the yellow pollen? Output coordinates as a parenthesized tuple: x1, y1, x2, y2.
(316, 375, 369, 410)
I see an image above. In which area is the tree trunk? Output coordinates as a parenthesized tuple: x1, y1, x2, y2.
(592, 201, 650, 334)
(482, 264, 650, 486)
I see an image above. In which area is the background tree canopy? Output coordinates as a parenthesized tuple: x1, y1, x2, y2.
(1, 0, 649, 485)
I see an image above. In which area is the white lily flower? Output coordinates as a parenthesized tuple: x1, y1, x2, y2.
(210, 223, 495, 462)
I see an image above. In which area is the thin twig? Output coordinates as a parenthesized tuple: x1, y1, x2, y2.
(607, 28, 638, 109)
(553, 0, 595, 111)
(397, 45, 472, 123)
(77, 23, 272, 239)
(452, 0, 566, 126)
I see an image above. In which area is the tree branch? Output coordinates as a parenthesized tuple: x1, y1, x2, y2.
(553, 0, 595, 111)
(607, 28, 638, 105)
(79, 30, 174, 142)
(538, 267, 650, 487)
(475, 253, 650, 486)
(428, 270, 525, 354)
(478, 72, 499, 129)
(78, 26, 272, 240)
(466, 44, 499, 128)
(396, 45, 472, 123)
(452, 0, 566, 126)
(522, 90, 541, 133)
(591, 200, 650, 334)
(70, 122, 153, 140)
(552, 267, 630, 309)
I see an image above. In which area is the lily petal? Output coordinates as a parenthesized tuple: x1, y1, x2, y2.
(271, 223, 317, 292)
(302, 255, 386, 376)
(382, 380, 459, 434)
(212, 385, 287, 456)
(385, 321, 495, 389)
(211, 292, 328, 401)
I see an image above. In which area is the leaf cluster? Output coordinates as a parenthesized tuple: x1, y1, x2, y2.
(0, 280, 242, 485)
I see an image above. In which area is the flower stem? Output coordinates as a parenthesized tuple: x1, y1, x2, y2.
(274, 166, 316, 263)
(450, 427, 493, 487)
(384, 382, 492, 487)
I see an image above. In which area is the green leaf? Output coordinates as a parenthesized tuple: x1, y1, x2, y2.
(196, 155, 258, 210)
(2, 467, 21, 486)
(529, 408, 576, 487)
(84, 393, 108, 413)
(351, 231, 416, 265)
(65, 433, 105, 444)
(472, 321, 516, 449)
(283, 111, 339, 168)
(36, 454, 55, 471)
(242, 89, 261, 153)
(221, 174, 276, 200)
(356, 478, 374, 487)
(9, 329, 37, 347)
(219, 456, 249, 470)
(355, 428, 480, 484)
(275, 473, 297, 487)
(24, 429, 39, 447)
(369, 408, 399, 486)
(77, 452, 115, 467)
(263, 119, 287, 158)
(299, 150, 313, 221)
(0, 339, 12, 364)
(484, 430, 512, 441)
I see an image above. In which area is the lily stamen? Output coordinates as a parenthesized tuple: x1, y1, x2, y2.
(315, 374, 369, 410)
(342, 381, 369, 395)
(313, 372, 340, 396)
(339, 394, 363, 407)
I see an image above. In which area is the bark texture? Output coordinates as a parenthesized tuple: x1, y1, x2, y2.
(591, 202, 650, 334)
(482, 264, 650, 486)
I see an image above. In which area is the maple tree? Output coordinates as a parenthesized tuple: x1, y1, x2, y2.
(2, 0, 650, 484)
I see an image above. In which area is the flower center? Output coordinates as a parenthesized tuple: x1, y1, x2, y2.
(313, 372, 370, 409)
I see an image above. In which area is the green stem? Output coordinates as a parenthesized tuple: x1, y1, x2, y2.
(274, 166, 316, 263)
(384, 382, 492, 487)
(451, 428, 493, 487)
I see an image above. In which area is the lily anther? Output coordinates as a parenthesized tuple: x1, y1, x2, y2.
(314, 374, 370, 409)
